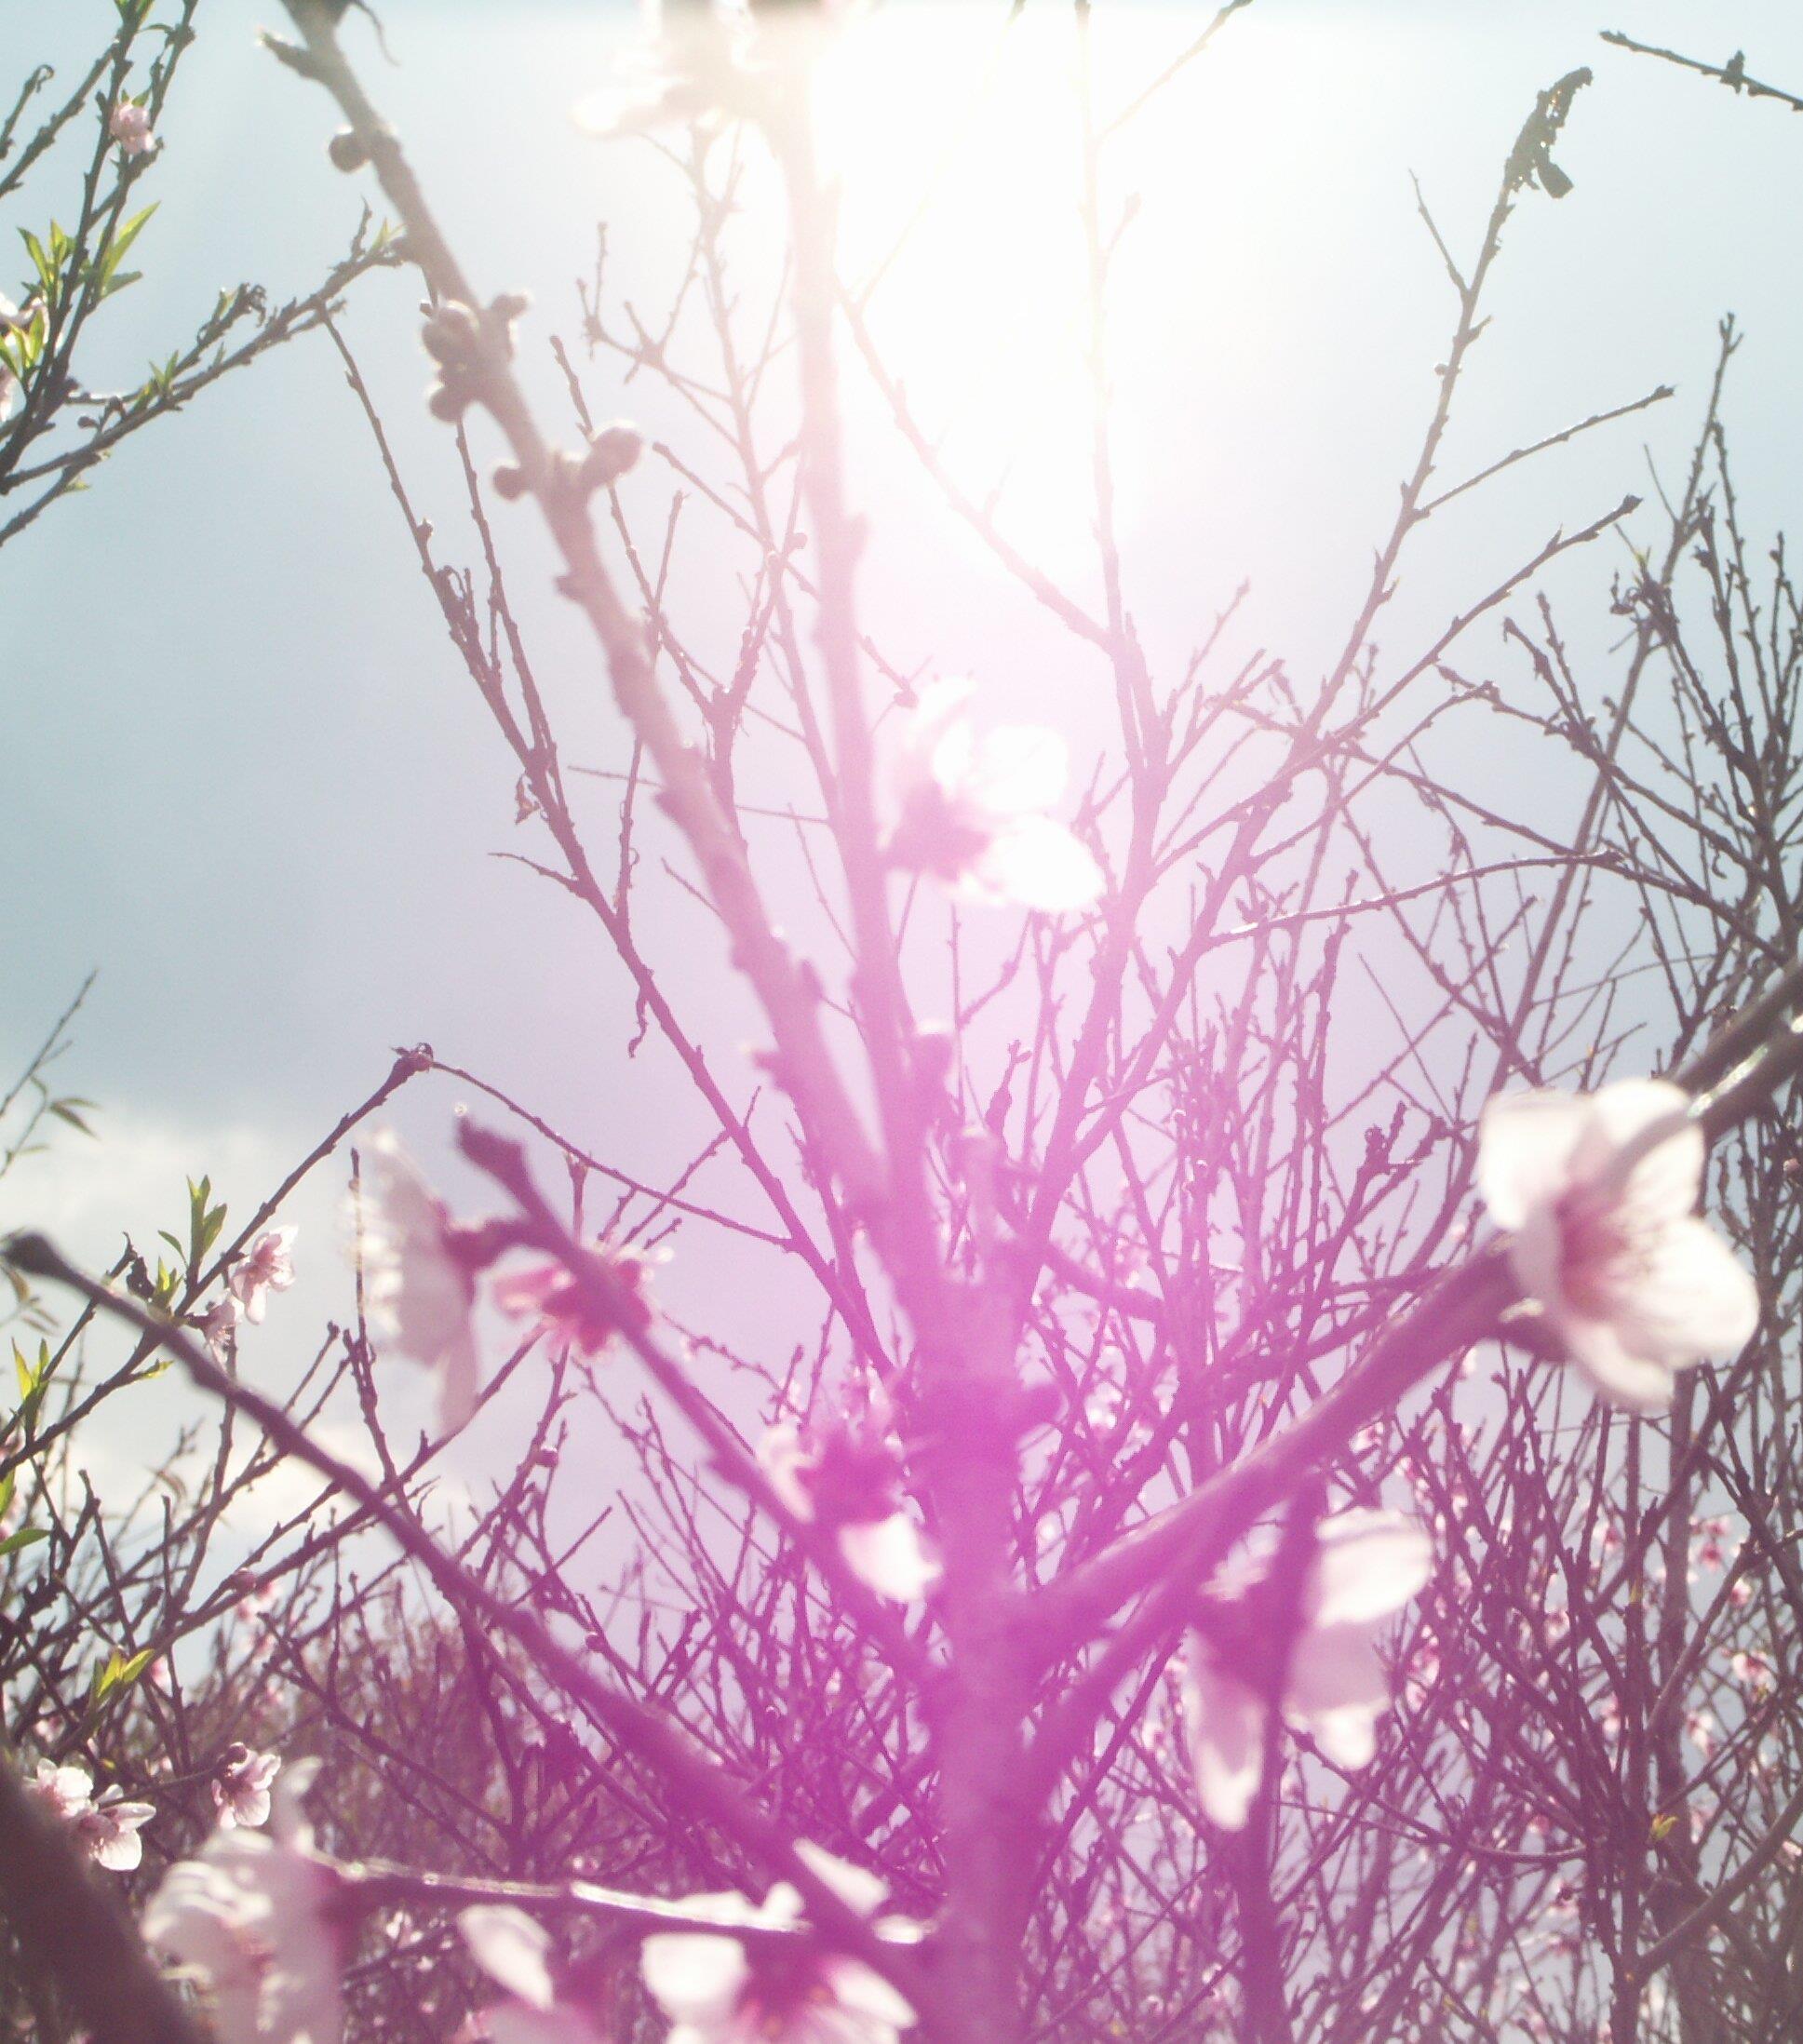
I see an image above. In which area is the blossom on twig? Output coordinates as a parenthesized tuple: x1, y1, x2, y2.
(358, 1131, 483, 1432)
(760, 1420, 940, 1604)
(195, 1294, 241, 1361)
(1477, 1078, 1758, 1410)
(230, 1227, 297, 1325)
(640, 1844, 917, 2044)
(1185, 1510, 1433, 1831)
(108, 100, 154, 156)
(887, 680, 1103, 914)
(493, 1243, 656, 1359)
(212, 1745, 282, 1831)
(144, 1760, 347, 2044)
(24, 1758, 155, 1872)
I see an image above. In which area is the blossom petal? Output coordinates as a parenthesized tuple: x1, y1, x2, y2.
(1183, 1646, 1267, 1832)
(820, 1954, 918, 2030)
(1475, 1090, 1591, 1231)
(1287, 1621, 1388, 1716)
(793, 1841, 890, 1921)
(1308, 1511, 1432, 1628)
(1574, 1079, 1701, 1220)
(965, 725, 1069, 819)
(1560, 1314, 1680, 1413)
(972, 816, 1104, 914)
(639, 1912, 753, 2023)
(1301, 1701, 1382, 1771)
(837, 1515, 941, 1604)
(758, 1424, 819, 1522)
(460, 1906, 555, 2011)
(437, 1322, 482, 1435)
(1614, 1217, 1759, 1365)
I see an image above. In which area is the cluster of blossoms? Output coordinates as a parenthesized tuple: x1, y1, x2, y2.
(144, 1761, 347, 2044)
(758, 1417, 941, 1604)
(149, 1771, 916, 2044)
(115, 1050, 1761, 2022)
(175, 1135, 661, 1439)
(26, 1758, 155, 1871)
(185, 1225, 297, 1362)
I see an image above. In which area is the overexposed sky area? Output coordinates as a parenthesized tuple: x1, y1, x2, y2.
(4, 0, 1802, 1429)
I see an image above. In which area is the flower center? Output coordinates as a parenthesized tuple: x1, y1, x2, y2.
(740, 1952, 834, 2034)
(1554, 1190, 1656, 1317)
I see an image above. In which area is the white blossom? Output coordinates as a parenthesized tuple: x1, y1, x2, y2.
(640, 1844, 916, 2044)
(1477, 1078, 1758, 1410)
(143, 1761, 345, 2044)
(888, 680, 1103, 914)
(359, 1131, 481, 1432)
(1185, 1510, 1432, 1831)
(213, 1746, 282, 1831)
(758, 1423, 940, 1605)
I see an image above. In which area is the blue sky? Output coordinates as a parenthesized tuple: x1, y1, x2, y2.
(4, 0, 1801, 1465)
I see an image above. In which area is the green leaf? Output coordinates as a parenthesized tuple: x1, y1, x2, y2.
(0, 1527, 47, 1560)
(93, 1645, 156, 1705)
(12, 1340, 49, 1431)
(99, 202, 156, 289)
(20, 227, 55, 303)
(0, 1471, 14, 1522)
(49, 1100, 97, 1137)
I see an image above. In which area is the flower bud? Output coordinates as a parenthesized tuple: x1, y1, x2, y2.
(579, 423, 643, 491)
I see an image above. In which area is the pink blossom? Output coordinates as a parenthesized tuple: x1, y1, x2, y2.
(108, 100, 154, 156)
(1477, 1078, 1758, 1410)
(572, 2, 750, 138)
(0, 293, 18, 424)
(1730, 1648, 1773, 1696)
(229, 1227, 298, 1325)
(143, 1762, 346, 2044)
(26, 1760, 153, 1871)
(639, 1844, 917, 2044)
(195, 1294, 241, 1361)
(887, 680, 1104, 914)
(359, 1132, 482, 1432)
(1184, 1510, 1433, 1831)
(492, 1244, 654, 1359)
(758, 1422, 941, 1605)
(212, 1745, 282, 1831)
(1685, 1708, 1718, 1761)
(1402, 1636, 1441, 1711)
(459, 1905, 610, 2044)
(27, 1759, 95, 1824)
(1695, 1515, 1741, 1570)
(76, 1785, 155, 1871)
